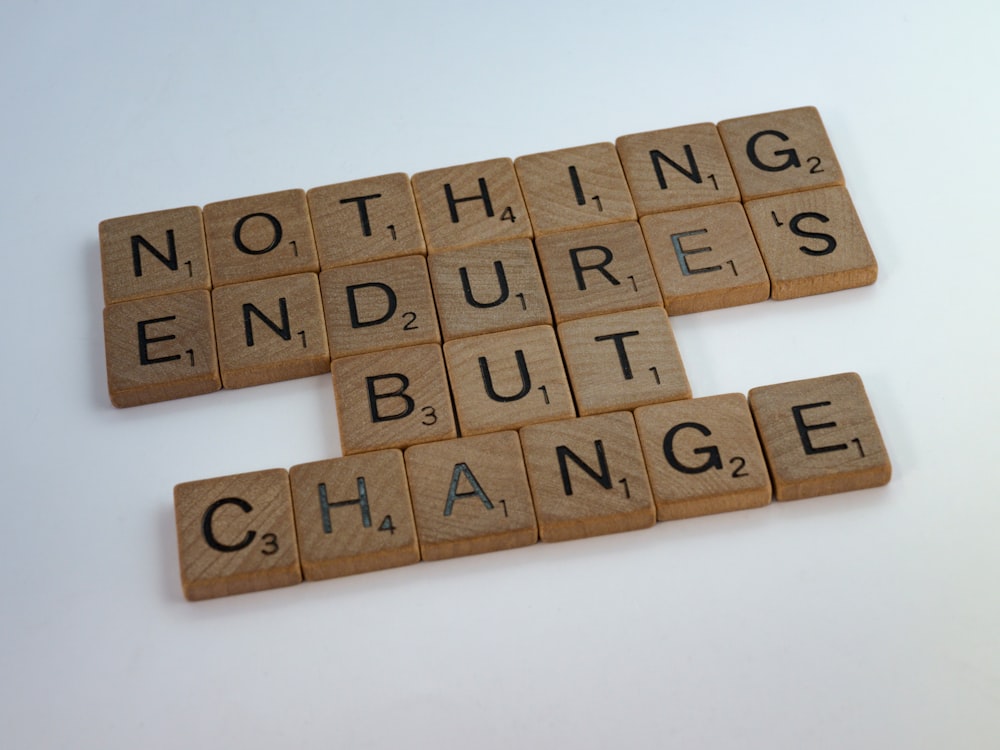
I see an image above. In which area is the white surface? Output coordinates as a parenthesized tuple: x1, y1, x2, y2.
(2, 1, 998, 747)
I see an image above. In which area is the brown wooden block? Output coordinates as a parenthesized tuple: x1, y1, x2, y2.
(99, 206, 211, 305)
(411, 158, 532, 252)
(519, 411, 655, 542)
(203, 188, 319, 286)
(744, 186, 877, 300)
(534, 221, 662, 323)
(748, 372, 891, 501)
(307, 173, 426, 268)
(320, 255, 440, 358)
(212, 273, 330, 389)
(640, 202, 770, 315)
(289, 449, 420, 580)
(443, 325, 575, 436)
(514, 142, 636, 236)
(103, 289, 221, 407)
(616, 123, 741, 216)
(717, 106, 845, 200)
(634, 394, 772, 521)
(332, 343, 457, 454)
(404, 432, 538, 561)
(558, 306, 690, 416)
(174, 468, 301, 601)
(427, 238, 551, 340)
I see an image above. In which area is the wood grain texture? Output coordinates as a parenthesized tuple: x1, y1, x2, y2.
(640, 201, 770, 314)
(634, 393, 772, 521)
(103, 289, 221, 407)
(744, 185, 877, 300)
(212, 272, 330, 389)
(99, 205, 211, 305)
(332, 343, 457, 454)
(203, 188, 319, 286)
(748, 372, 891, 501)
(514, 142, 636, 236)
(557, 306, 690, 416)
(289, 449, 419, 580)
(307, 172, 426, 268)
(519, 411, 655, 542)
(443, 325, 575, 436)
(427, 238, 551, 340)
(320, 255, 440, 358)
(174, 468, 301, 601)
(616, 123, 741, 215)
(404, 431, 538, 561)
(411, 158, 532, 251)
(534, 220, 662, 323)
(717, 106, 845, 200)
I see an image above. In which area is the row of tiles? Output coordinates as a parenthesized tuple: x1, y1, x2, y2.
(100, 106, 853, 307)
(174, 372, 891, 601)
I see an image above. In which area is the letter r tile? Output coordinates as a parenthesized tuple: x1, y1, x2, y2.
(404, 431, 538, 561)
(174, 468, 301, 601)
(748, 372, 891, 501)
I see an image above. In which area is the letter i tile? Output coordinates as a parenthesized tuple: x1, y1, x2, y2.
(748, 372, 891, 501)
(173, 469, 301, 601)
(404, 431, 538, 561)
(289, 449, 420, 579)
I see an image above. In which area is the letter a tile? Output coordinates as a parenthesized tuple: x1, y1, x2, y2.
(748, 372, 891, 501)
(289, 449, 420, 579)
(404, 432, 538, 561)
(634, 394, 772, 521)
(174, 468, 301, 601)
(520, 411, 655, 542)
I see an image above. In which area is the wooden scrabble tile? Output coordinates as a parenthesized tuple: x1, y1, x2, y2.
(332, 343, 457, 454)
(534, 221, 662, 323)
(99, 206, 211, 305)
(103, 289, 221, 407)
(717, 106, 845, 200)
(616, 123, 741, 215)
(203, 188, 319, 286)
(640, 202, 770, 315)
(212, 273, 330, 389)
(443, 325, 575, 436)
(558, 306, 691, 416)
(320, 255, 440, 358)
(307, 173, 426, 268)
(514, 142, 636, 236)
(634, 394, 772, 521)
(289, 449, 420, 580)
(174, 468, 301, 601)
(748, 372, 891, 501)
(743, 185, 877, 300)
(427, 238, 551, 340)
(519, 411, 655, 542)
(404, 431, 538, 561)
(411, 158, 532, 252)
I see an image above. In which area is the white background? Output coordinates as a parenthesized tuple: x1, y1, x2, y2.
(2, 1, 998, 747)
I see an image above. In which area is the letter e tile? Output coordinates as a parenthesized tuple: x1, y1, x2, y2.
(174, 468, 301, 601)
(520, 411, 655, 542)
(634, 394, 772, 521)
(748, 372, 891, 501)
(404, 432, 538, 561)
(289, 449, 419, 579)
